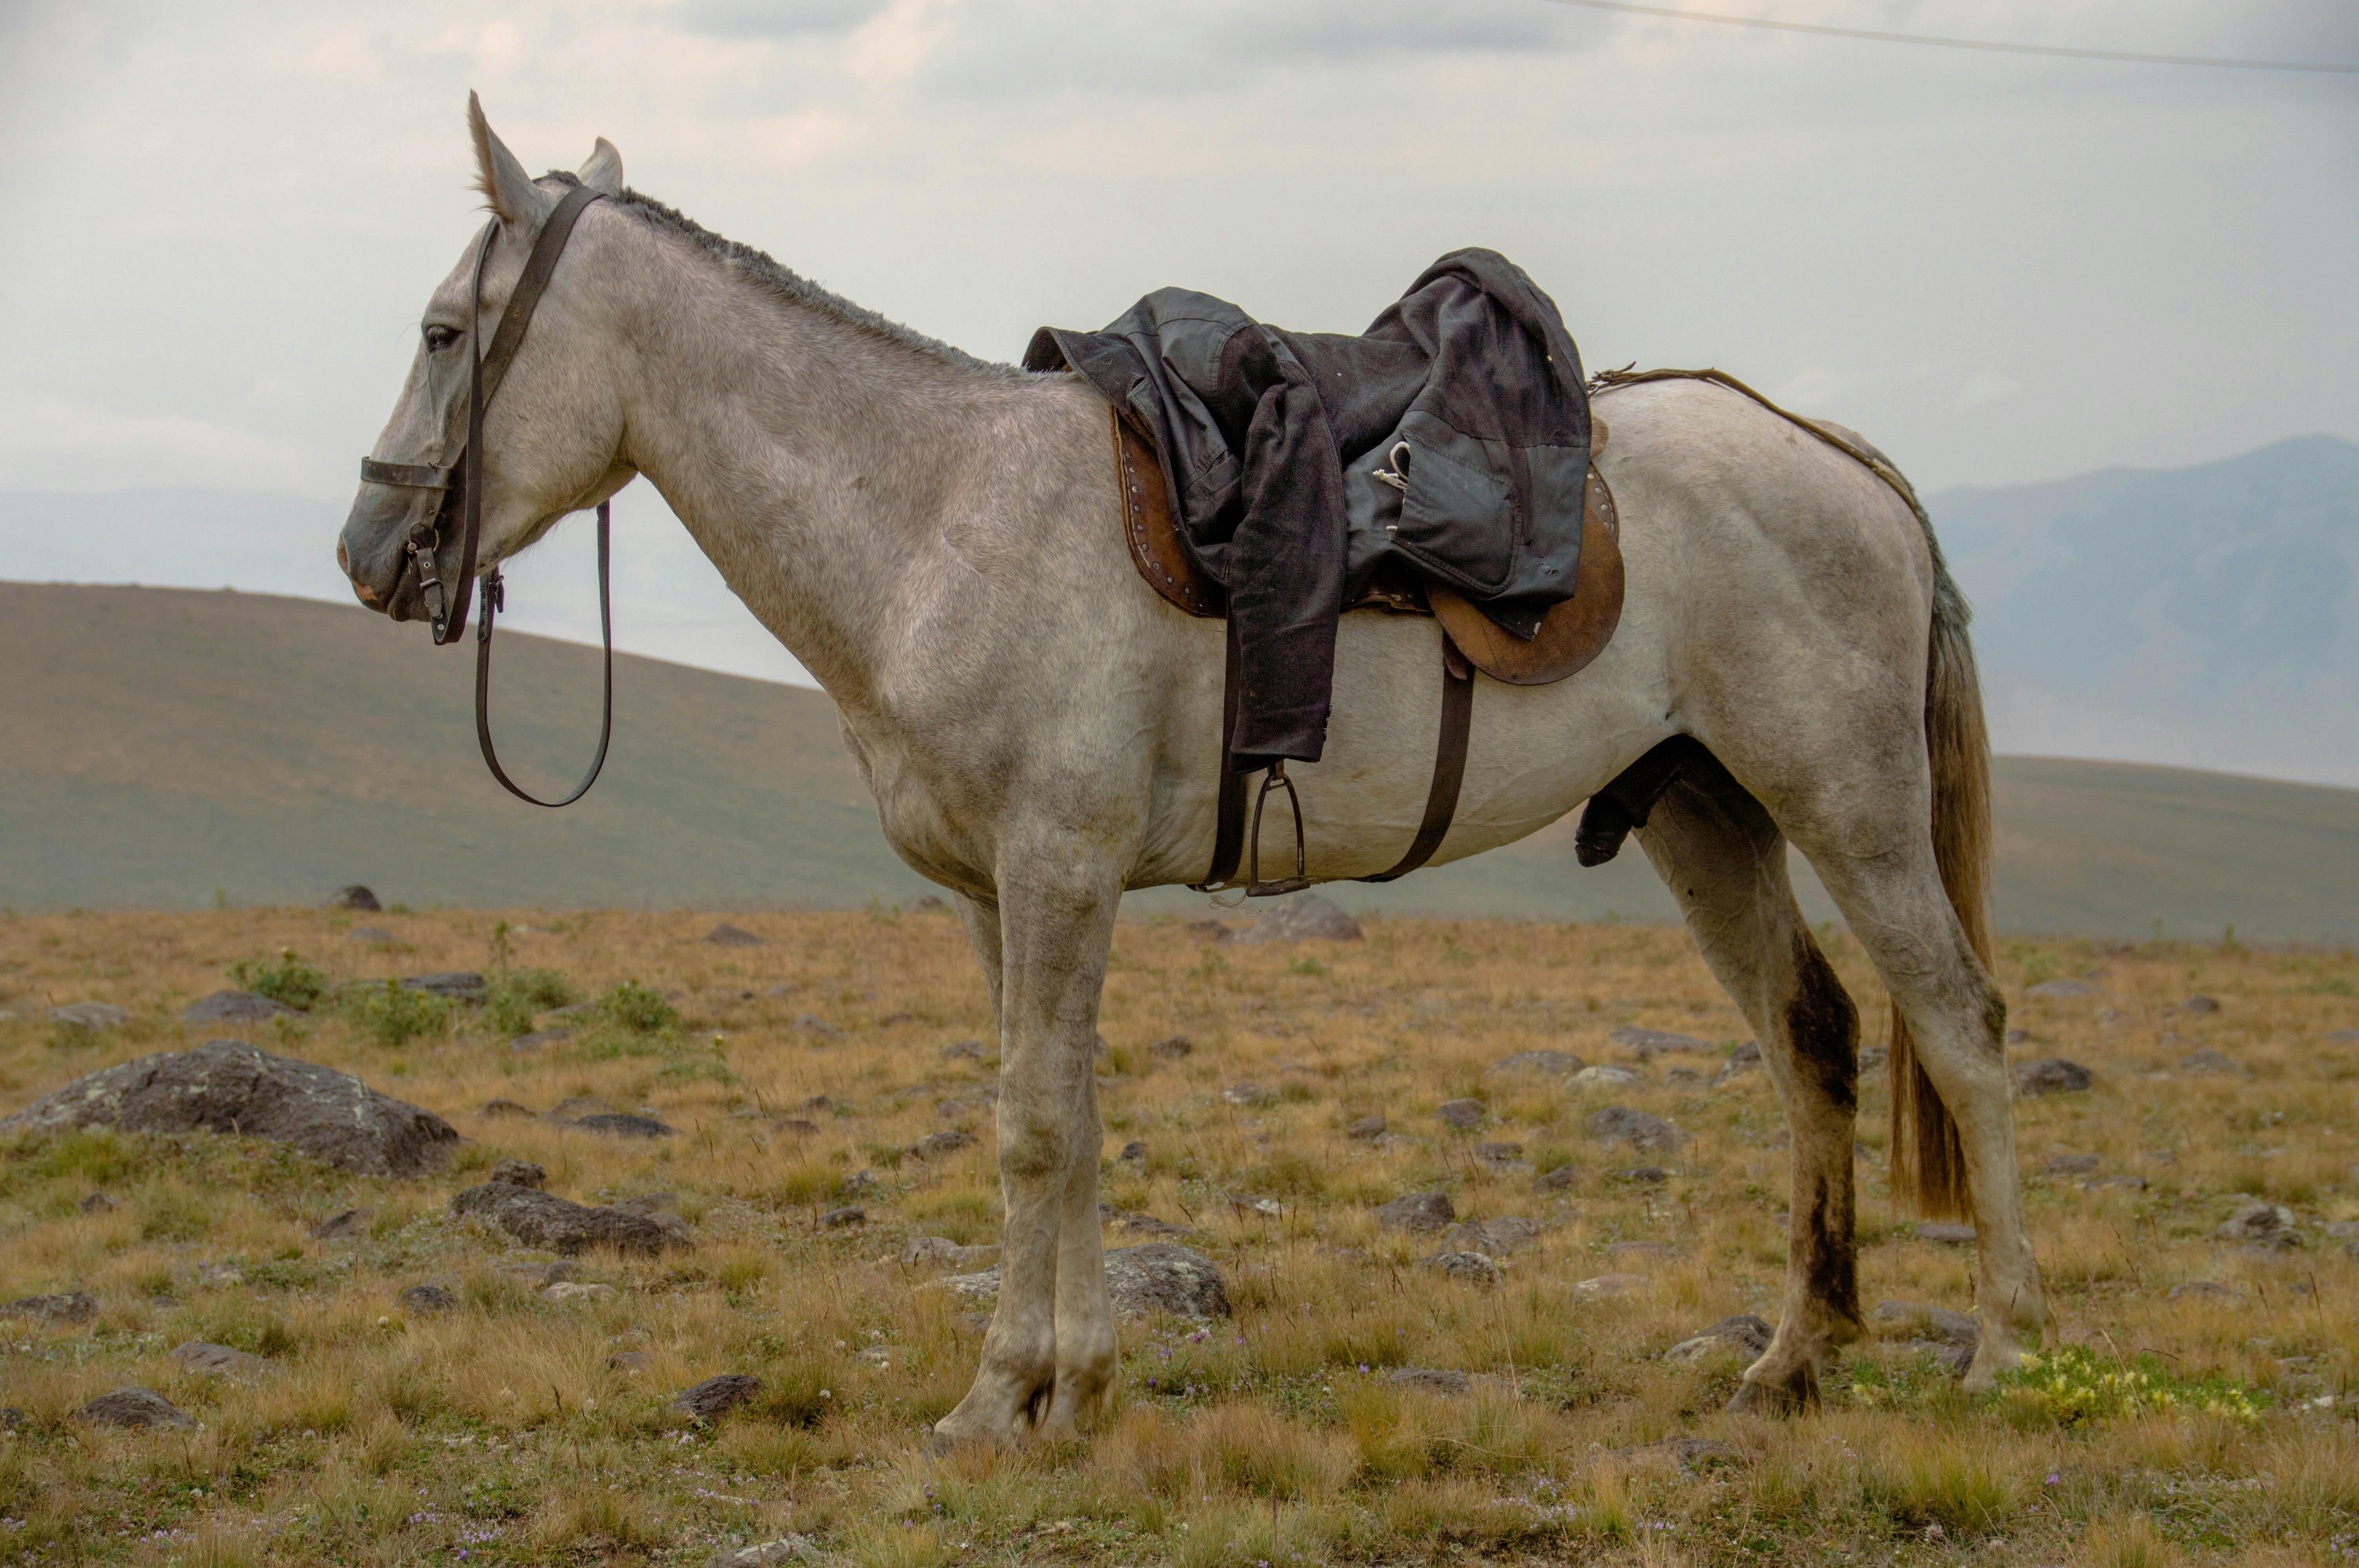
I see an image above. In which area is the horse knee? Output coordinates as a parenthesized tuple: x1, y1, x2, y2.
(996, 1107, 1070, 1182)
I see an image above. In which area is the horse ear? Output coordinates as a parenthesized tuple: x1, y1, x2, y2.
(467, 91, 555, 227)
(578, 137, 625, 196)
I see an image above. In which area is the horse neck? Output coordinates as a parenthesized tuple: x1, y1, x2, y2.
(607, 232, 1036, 708)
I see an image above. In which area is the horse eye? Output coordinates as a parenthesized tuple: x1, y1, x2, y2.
(423, 324, 460, 352)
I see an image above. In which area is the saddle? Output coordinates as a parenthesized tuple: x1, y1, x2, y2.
(1109, 408, 1626, 893)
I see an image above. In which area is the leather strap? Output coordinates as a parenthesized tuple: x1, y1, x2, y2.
(1192, 617, 1251, 891)
(473, 501, 615, 808)
(1359, 634, 1474, 882)
(360, 458, 457, 490)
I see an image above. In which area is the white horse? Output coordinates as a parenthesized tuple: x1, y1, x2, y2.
(338, 102, 2043, 1448)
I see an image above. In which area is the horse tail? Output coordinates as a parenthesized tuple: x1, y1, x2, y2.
(1888, 528, 1993, 1221)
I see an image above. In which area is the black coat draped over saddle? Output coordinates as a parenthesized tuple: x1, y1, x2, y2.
(1026, 248, 1590, 766)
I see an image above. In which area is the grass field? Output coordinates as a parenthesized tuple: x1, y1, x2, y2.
(1, 906, 2355, 1566)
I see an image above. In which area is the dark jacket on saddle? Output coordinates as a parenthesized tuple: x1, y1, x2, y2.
(1026, 248, 1590, 766)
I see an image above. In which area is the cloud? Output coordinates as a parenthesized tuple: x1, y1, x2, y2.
(669, 0, 891, 40)
(0, 394, 330, 495)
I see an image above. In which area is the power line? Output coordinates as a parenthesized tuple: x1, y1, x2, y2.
(1538, 0, 2359, 74)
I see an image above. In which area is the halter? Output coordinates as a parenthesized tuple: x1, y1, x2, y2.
(358, 183, 612, 808)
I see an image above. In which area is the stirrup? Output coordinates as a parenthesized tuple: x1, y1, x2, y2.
(1245, 760, 1311, 898)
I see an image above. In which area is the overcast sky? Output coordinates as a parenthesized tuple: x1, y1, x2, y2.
(2, 0, 2354, 701)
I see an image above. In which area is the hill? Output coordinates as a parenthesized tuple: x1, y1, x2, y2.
(3, 582, 2354, 940)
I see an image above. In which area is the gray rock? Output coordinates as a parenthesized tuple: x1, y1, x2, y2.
(1229, 1193, 1282, 1218)
(397, 1283, 459, 1314)
(1572, 1272, 1651, 1299)
(1388, 1367, 1470, 1394)
(909, 1130, 977, 1160)
(0, 1408, 22, 1430)
(1374, 1191, 1455, 1233)
(182, 991, 293, 1025)
(671, 1374, 762, 1421)
(2088, 1174, 2149, 1192)
(1, 1291, 96, 1325)
(2215, 1198, 2299, 1249)
(2326, 1029, 2359, 1045)
(1574, 1064, 1647, 1089)
(78, 1192, 116, 1214)
(1222, 1082, 1270, 1107)
(1486, 1050, 1583, 1078)
(2181, 994, 2221, 1015)
(1232, 893, 1363, 945)
(167, 1342, 271, 1381)
(1117, 1140, 1147, 1163)
(2024, 980, 2094, 1000)
(1442, 1216, 1539, 1255)
(309, 1208, 374, 1241)
(328, 885, 382, 911)
(1422, 1250, 1501, 1284)
(574, 1113, 676, 1139)
(75, 1388, 193, 1430)
(708, 1536, 820, 1568)
(1346, 1114, 1387, 1140)
(2168, 1280, 2239, 1303)
(609, 1193, 680, 1216)
(548, 1094, 618, 1121)
(400, 973, 485, 1000)
(1914, 1222, 1977, 1245)
(509, 1029, 571, 1053)
(2015, 1058, 2093, 1096)
(1617, 1165, 1671, 1184)
(478, 1098, 535, 1119)
(820, 1206, 865, 1228)
(1532, 1163, 1579, 1193)
(1114, 1212, 1195, 1239)
(941, 1243, 1230, 1319)
(1185, 919, 1232, 942)
(1147, 1035, 1194, 1059)
(347, 926, 394, 944)
(703, 924, 764, 948)
(1609, 1025, 1710, 1060)
(1434, 1098, 1487, 1131)
(1615, 1436, 1746, 1468)
(487, 1158, 546, 1189)
(1664, 1313, 1773, 1363)
(1872, 1301, 1979, 1349)
(48, 1003, 127, 1032)
(0, 1040, 459, 1176)
(2179, 1050, 2240, 1076)
(1473, 1141, 1527, 1168)
(1586, 1104, 1682, 1154)
(793, 1015, 838, 1038)
(450, 1181, 688, 1256)
(939, 1039, 990, 1061)
(902, 1237, 1000, 1268)
(2042, 1152, 2102, 1176)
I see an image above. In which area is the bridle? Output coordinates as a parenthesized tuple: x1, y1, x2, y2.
(357, 182, 613, 808)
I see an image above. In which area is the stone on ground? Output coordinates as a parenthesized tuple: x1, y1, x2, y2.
(575, 1112, 676, 1139)
(2016, 1058, 2093, 1096)
(2042, 1152, 2101, 1176)
(708, 1536, 820, 1568)
(2216, 1198, 2299, 1249)
(0, 1039, 458, 1176)
(1575, 1064, 1647, 1088)
(451, 1181, 689, 1256)
(2168, 1280, 2239, 1302)
(487, 1158, 546, 1188)
(1, 1291, 96, 1325)
(1147, 1035, 1193, 1058)
(820, 1206, 865, 1228)
(1664, 1313, 1773, 1363)
(1586, 1104, 1682, 1153)
(167, 1342, 272, 1381)
(1434, 1098, 1486, 1130)
(309, 1208, 374, 1241)
(2179, 1049, 2240, 1075)
(941, 1243, 1229, 1319)
(400, 972, 485, 1000)
(398, 1283, 459, 1313)
(1372, 1191, 1455, 1233)
(48, 1003, 126, 1032)
(1222, 1082, 1270, 1107)
(1609, 1025, 1710, 1059)
(509, 1029, 571, 1053)
(2182, 994, 2221, 1014)
(1872, 1301, 1979, 1348)
(76, 1388, 193, 1430)
(1533, 1163, 1579, 1193)
(703, 923, 763, 947)
(1422, 1250, 1501, 1284)
(1572, 1273, 1651, 1299)
(1485, 1050, 1583, 1078)
(328, 885, 381, 911)
(908, 1130, 976, 1160)
(672, 1374, 762, 1420)
(1388, 1367, 1471, 1395)
(2023, 979, 2094, 1000)
(182, 990, 293, 1025)
(1232, 893, 1362, 945)
(1442, 1216, 1538, 1255)
(1346, 1114, 1386, 1140)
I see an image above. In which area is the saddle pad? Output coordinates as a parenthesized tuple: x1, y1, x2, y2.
(1112, 409, 1624, 687)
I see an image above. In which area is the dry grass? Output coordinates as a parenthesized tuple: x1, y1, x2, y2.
(0, 904, 2354, 1565)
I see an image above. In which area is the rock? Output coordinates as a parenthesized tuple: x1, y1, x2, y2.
(771, 1117, 819, 1136)
(1715, 1041, 1765, 1083)
(75, 1388, 193, 1430)
(400, 972, 485, 1000)
(1609, 1025, 1710, 1060)
(1872, 1301, 1979, 1348)
(196, 1261, 245, 1287)
(1474, 1140, 1527, 1168)
(2043, 1152, 2102, 1176)
(1374, 1191, 1455, 1233)
(1572, 1273, 1651, 1300)
(703, 924, 764, 948)
(2181, 995, 2221, 1015)
(2168, 1281, 2239, 1303)
(329, 885, 382, 911)
(543, 1282, 617, 1304)
(509, 1029, 572, 1053)
(2326, 1029, 2359, 1045)
(0, 1040, 459, 1176)
(908, 1130, 977, 1160)
(167, 1342, 271, 1381)
(1487, 1050, 1583, 1078)
(793, 1015, 838, 1038)
(574, 1113, 676, 1139)
(1423, 1250, 1501, 1284)
(1229, 1194, 1282, 1218)
(451, 1181, 687, 1256)
(2179, 1050, 2240, 1076)
(48, 1003, 127, 1032)
(708, 1536, 820, 1568)
(549, 1094, 618, 1121)
(1434, 1098, 1487, 1130)
(1346, 1114, 1387, 1140)
(1442, 1216, 1539, 1255)
(1232, 893, 1363, 945)
(2024, 980, 2094, 1000)
(182, 991, 293, 1025)
(1114, 1212, 1195, 1239)
(939, 1040, 990, 1061)
(2004, 1028, 2032, 1045)
(2016, 1058, 2093, 1096)
(1532, 1163, 1579, 1193)
(1616, 1436, 1747, 1468)
(1586, 1105, 1682, 1154)
(840, 1171, 882, 1199)
(0, 1408, 21, 1430)
(1574, 1064, 1647, 1089)
(487, 1158, 546, 1188)
(1388, 1367, 1470, 1395)
(820, 1206, 865, 1228)
(78, 1192, 116, 1214)
(398, 1283, 459, 1313)
(1148, 1035, 1194, 1059)
(902, 1237, 1000, 1267)
(611, 1350, 654, 1373)
(609, 1193, 681, 1217)
(478, 1098, 536, 1118)
(1118, 1140, 1147, 1164)
(941, 1243, 1230, 1319)
(1184, 919, 1233, 942)
(1617, 1165, 1671, 1184)
(1914, 1222, 1977, 1245)
(2215, 1198, 2299, 1249)
(1221, 1082, 1270, 1107)
(2088, 1174, 2148, 1192)
(347, 926, 394, 944)
(309, 1208, 374, 1241)
(1665, 1313, 1773, 1363)
(1, 1291, 96, 1325)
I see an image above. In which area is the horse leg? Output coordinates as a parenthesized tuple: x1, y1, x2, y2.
(931, 846, 1121, 1449)
(1635, 765, 1865, 1413)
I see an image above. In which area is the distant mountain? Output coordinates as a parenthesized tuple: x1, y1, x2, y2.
(5, 583, 2354, 940)
(1928, 434, 2359, 788)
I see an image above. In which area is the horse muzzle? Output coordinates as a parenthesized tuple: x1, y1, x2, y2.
(339, 477, 445, 622)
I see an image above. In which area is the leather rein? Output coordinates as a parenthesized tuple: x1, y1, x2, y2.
(358, 183, 612, 808)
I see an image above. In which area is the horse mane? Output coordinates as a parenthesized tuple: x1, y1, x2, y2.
(540, 169, 1025, 381)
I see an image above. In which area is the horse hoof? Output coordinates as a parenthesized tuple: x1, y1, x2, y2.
(1726, 1363, 1819, 1416)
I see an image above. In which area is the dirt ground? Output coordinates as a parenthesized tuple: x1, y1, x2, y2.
(0, 903, 2354, 1566)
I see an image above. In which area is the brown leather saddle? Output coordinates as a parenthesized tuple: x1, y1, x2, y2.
(1109, 408, 1626, 892)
